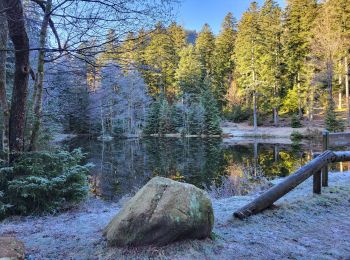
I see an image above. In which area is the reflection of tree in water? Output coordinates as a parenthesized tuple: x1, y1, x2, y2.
(65, 137, 151, 200)
(144, 138, 225, 188)
(64, 137, 320, 200)
(222, 143, 309, 180)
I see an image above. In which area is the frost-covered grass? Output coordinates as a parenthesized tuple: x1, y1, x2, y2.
(1, 172, 350, 259)
(205, 164, 272, 199)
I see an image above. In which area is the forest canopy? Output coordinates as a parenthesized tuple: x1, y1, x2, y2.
(0, 0, 349, 155)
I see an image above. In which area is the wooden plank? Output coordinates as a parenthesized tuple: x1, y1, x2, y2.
(328, 132, 350, 146)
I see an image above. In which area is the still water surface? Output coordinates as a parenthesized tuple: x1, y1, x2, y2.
(64, 137, 349, 200)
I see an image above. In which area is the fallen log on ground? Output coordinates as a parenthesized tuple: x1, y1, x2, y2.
(234, 151, 350, 219)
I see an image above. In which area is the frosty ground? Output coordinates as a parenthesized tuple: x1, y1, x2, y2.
(1, 172, 350, 259)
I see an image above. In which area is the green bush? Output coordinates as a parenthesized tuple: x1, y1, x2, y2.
(290, 131, 303, 142)
(225, 105, 250, 123)
(291, 114, 302, 128)
(324, 98, 345, 132)
(0, 149, 90, 218)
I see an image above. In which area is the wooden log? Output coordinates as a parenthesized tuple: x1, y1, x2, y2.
(234, 150, 337, 219)
(333, 151, 350, 162)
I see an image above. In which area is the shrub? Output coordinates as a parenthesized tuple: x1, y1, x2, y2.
(225, 105, 250, 123)
(324, 98, 345, 132)
(291, 114, 302, 128)
(290, 131, 303, 142)
(201, 90, 222, 136)
(0, 149, 90, 218)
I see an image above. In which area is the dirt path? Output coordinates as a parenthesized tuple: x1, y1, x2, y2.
(222, 122, 325, 139)
(1, 172, 350, 259)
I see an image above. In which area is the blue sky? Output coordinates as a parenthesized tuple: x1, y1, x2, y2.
(177, 0, 286, 34)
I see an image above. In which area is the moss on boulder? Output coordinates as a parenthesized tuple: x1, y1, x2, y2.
(103, 177, 214, 247)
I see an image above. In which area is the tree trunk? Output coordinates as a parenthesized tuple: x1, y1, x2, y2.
(345, 56, 349, 125)
(252, 70, 257, 131)
(5, 0, 30, 159)
(29, 0, 52, 151)
(307, 84, 315, 122)
(338, 60, 342, 110)
(273, 84, 278, 126)
(327, 57, 333, 99)
(273, 108, 278, 126)
(297, 73, 302, 118)
(0, 5, 9, 152)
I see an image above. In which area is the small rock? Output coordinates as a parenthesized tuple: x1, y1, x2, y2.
(104, 177, 214, 247)
(0, 236, 25, 260)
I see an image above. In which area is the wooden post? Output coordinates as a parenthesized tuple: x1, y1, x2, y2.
(313, 170, 321, 194)
(322, 130, 329, 187)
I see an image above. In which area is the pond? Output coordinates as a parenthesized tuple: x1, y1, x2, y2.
(64, 137, 350, 200)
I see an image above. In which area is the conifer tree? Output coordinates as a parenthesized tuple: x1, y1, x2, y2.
(201, 88, 222, 135)
(188, 103, 205, 135)
(175, 45, 203, 96)
(284, 0, 318, 118)
(212, 12, 237, 111)
(327, 0, 350, 124)
(234, 2, 262, 130)
(325, 97, 344, 132)
(144, 97, 161, 135)
(195, 24, 215, 80)
(259, 0, 284, 125)
(143, 23, 178, 100)
(168, 23, 187, 59)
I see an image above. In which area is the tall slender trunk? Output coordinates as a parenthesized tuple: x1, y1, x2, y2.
(274, 145, 279, 162)
(273, 83, 278, 126)
(308, 83, 315, 122)
(345, 56, 349, 125)
(0, 6, 9, 152)
(327, 59, 333, 99)
(253, 141, 258, 176)
(100, 99, 105, 136)
(29, 0, 52, 151)
(338, 60, 342, 109)
(252, 70, 257, 131)
(297, 72, 302, 118)
(5, 0, 30, 160)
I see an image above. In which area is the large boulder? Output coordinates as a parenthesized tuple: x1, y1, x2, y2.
(103, 177, 214, 247)
(0, 236, 25, 260)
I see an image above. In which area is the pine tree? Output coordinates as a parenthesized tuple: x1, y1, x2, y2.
(118, 32, 137, 68)
(158, 96, 171, 134)
(326, 0, 350, 124)
(143, 23, 178, 100)
(259, 0, 284, 126)
(168, 23, 187, 59)
(175, 45, 203, 96)
(188, 103, 205, 135)
(284, 0, 318, 118)
(212, 12, 237, 111)
(234, 2, 262, 130)
(195, 24, 215, 80)
(313, 1, 342, 95)
(200, 87, 222, 135)
(325, 97, 344, 132)
(144, 99, 161, 135)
